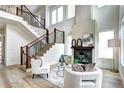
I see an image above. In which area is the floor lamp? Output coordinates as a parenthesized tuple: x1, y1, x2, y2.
(108, 39, 119, 72)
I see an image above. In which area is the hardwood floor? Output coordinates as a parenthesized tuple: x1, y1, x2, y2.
(0, 65, 57, 88)
(0, 64, 123, 88)
(102, 70, 123, 88)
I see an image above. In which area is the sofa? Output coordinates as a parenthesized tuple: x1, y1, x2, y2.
(64, 67, 103, 88)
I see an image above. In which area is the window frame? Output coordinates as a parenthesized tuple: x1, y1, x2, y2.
(67, 5, 75, 19)
(57, 6, 64, 23)
(50, 5, 65, 26)
(49, 5, 75, 26)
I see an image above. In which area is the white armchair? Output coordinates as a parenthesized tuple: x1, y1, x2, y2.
(64, 67, 102, 88)
(31, 58, 50, 79)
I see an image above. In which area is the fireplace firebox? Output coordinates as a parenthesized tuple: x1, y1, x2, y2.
(72, 47, 94, 64)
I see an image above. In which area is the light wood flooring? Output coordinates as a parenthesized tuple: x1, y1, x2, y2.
(0, 64, 123, 88)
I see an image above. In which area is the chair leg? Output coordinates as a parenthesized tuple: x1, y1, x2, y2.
(32, 74, 35, 79)
(46, 73, 48, 78)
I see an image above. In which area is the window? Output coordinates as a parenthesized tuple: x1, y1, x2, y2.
(67, 5, 75, 19)
(98, 31, 114, 58)
(51, 9, 57, 25)
(51, 6, 64, 25)
(50, 5, 75, 25)
(57, 6, 63, 22)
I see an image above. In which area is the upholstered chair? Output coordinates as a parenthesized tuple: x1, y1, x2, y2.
(31, 58, 50, 79)
(64, 67, 103, 88)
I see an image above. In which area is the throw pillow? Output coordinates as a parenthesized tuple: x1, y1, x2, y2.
(72, 64, 85, 72)
(83, 63, 96, 72)
(34, 56, 43, 67)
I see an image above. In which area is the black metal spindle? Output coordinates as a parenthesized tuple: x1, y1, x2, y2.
(54, 28, 56, 43)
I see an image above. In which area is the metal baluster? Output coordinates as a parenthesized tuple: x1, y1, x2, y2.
(3, 5, 5, 11)
(0, 5, 2, 10)
(28, 13, 29, 24)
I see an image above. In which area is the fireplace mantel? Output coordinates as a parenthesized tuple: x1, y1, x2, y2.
(71, 46, 94, 50)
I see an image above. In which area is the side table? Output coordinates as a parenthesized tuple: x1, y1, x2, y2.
(56, 63, 67, 77)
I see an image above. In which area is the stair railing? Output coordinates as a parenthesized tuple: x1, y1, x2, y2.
(20, 28, 65, 68)
(16, 5, 46, 29)
(0, 5, 47, 37)
(0, 5, 46, 29)
(0, 5, 17, 14)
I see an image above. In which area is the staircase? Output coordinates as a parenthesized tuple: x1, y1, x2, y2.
(0, 5, 65, 71)
(0, 5, 46, 38)
(20, 28, 65, 71)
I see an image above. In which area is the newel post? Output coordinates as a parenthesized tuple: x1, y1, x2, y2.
(16, 7, 18, 15)
(46, 29, 49, 44)
(21, 5, 23, 16)
(63, 31, 65, 43)
(26, 46, 29, 68)
(44, 19, 46, 29)
(20, 46, 23, 65)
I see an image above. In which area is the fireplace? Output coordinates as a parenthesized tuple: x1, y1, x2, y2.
(72, 47, 94, 64)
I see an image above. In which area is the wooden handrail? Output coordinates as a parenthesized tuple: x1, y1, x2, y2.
(22, 28, 65, 48)
(21, 28, 65, 68)
(54, 28, 65, 43)
(48, 31, 54, 36)
(54, 28, 64, 32)
(28, 36, 47, 48)
(23, 29, 61, 48)
(22, 34, 46, 48)
(30, 32, 55, 49)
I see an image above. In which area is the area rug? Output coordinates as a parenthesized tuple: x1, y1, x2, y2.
(46, 66, 64, 88)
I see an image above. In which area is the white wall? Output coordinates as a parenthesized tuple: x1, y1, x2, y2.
(48, 18, 74, 55)
(45, 5, 75, 55)
(119, 6, 124, 86)
(45, 6, 50, 28)
(46, 5, 94, 56)
(93, 6, 119, 31)
(93, 5, 120, 70)
(5, 24, 34, 66)
(41, 43, 64, 65)
(75, 5, 92, 24)
(0, 10, 40, 38)
(71, 20, 95, 39)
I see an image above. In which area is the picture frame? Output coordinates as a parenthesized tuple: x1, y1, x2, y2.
(82, 33, 94, 47)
